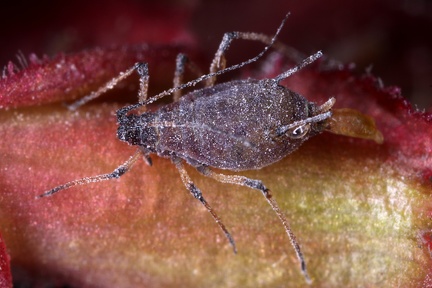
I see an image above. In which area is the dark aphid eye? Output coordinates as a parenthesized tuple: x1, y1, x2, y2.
(289, 123, 310, 139)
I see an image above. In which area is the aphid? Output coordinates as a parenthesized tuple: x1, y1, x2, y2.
(38, 13, 383, 283)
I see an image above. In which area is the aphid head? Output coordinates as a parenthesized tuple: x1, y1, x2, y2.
(117, 114, 141, 145)
(116, 112, 157, 150)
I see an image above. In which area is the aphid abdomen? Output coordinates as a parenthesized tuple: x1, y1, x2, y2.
(155, 79, 315, 171)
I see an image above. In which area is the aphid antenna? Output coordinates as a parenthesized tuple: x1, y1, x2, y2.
(117, 12, 291, 119)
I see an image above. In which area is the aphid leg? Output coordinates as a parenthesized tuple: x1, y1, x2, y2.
(207, 31, 305, 86)
(196, 165, 312, 283)
(135, 63, 149, 112)
(67, 64, 140, 111)
(139, 147, 153, 166)
(122, 13, 289, 112)
(173, 53, 203, 102)
(236, 33, 306, 63)
(37, 149, 143, 198)
(171, 157, 237, 254)
(173, 54, 187, 102)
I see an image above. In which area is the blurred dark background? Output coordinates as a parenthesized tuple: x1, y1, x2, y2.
(1, 0, 431, 109)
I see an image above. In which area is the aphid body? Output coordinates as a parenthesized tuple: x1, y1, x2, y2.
(119, 78, 329, 171)
(39, 13, 382, 283)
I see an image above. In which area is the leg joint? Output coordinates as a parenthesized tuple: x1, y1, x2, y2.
(134, 62, 149, 77)
(111, 166, 126, 178)
(224, 31, 239, 41)
(187, 183, 203, 201)
(175, 53, 188, 73)
(244, 179, 269, 194)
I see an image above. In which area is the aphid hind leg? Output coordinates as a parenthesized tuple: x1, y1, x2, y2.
(196, 165, 312, 283)
(171, 157, 237, 254)
(37, 149, 143, 198)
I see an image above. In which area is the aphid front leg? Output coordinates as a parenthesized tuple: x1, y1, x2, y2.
(37, 149, 143, 198)
(196, 165, 312, 283)
(171, 157, 237, 254)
